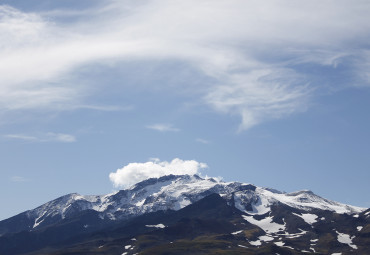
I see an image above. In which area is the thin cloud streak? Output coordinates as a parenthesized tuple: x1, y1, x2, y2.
(196, 138, 210, 144)
(10, 176, 29, 182)
(0, 1, 370, 129)
(70, 104, 134, 112)
(4, 134, 37, 141)
(46, 133, 76, 143)
(146, 124, 180, 132)
(4, 133, 76, 143)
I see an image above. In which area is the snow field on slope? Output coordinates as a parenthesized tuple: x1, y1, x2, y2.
(242, 215, 286, 234)
(292, 213, 318, 224)
(335, 231, 357, 249)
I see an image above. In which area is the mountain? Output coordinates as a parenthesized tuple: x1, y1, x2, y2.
(0, 174, 369, 254)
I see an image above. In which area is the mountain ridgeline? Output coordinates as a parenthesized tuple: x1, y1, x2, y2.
(0, 174, 369, 254)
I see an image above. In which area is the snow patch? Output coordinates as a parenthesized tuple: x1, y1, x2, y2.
(280, 228, 308, 239)
(145, 224, 166, 228)
(243, 215, 285, 234)
(259, 235, 274, 242)
(274, 241, 284, 246)
(33, 211, 47, 228)
(241, 194, 271, 215)
(336, 231, 357, 249)
(231, 230, 243, 235)
(249, 240, 262, 246)
(292, 213, 318, 224)
(357, 226, 363, 231)
(135, 199, 145, 207)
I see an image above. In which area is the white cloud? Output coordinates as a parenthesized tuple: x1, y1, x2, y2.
(10, 176, 29, 182)
(73, 104, 133, 112)
(196, 138, 210, 144)
(46, 133, 76, 143)
(4, 133, 76, 143)
(4, 134, 37, 141)
(109, 158, 208, 188)
(205, 69, 311, 131)
(146, 124, 180, 132)
(1, 1, 370, 129)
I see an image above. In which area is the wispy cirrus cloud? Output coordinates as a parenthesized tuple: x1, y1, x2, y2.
(146, 124, 180, 132)
(10, 176, 29, 183)
(4, 133, 76, 143)
(1, 1, 370, 129)
(46, 133, 76, 143)
(73, 104, 133, 112)
(196, 138, 210, 144)
(4, 134, 37, 141)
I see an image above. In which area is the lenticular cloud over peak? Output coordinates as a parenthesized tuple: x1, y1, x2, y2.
(109, 158, 208, 189)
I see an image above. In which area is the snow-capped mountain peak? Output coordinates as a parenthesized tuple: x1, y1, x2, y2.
(0, 174, 364, 235)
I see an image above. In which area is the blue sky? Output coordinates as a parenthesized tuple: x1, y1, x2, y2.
(1, 0, 370, 220)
